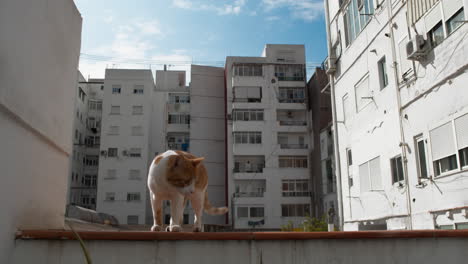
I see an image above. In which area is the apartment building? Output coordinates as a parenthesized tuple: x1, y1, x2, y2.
(325, 0, 468, 230)
(307, 67, 338, 225)
(226, 44, 312, 230)
(97, 69, 155, 225)
(68, 73, 104, 210)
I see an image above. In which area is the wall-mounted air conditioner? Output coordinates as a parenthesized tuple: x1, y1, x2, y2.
(406, 35, 430, 61)
(325, 56, 337, 74)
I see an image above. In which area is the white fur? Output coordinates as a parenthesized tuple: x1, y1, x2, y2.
(147, 150, 205, 232)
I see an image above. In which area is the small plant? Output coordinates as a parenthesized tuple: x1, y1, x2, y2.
(300, 215, 328, 232)
(280, 220, 295, 231)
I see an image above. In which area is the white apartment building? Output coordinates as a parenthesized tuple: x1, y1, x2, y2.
(325, 0, 468, 230)
(97, 69, 155, 225)
(226, 44, 312, 230)
(68, 73, 103, 210)
(0, 0, 82, 262)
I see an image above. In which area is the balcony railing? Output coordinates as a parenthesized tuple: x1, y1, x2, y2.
(278, 120, 307, 126)
(168, 143, 189, 151)
(233, 165, 264, 173)
(282, 191, 311, 197)
(279, 144, 308, 149)
(278, 98, 305, 103)
(233, 192, 264, 198)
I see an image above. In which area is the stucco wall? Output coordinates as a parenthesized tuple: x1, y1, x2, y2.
(0, 0, 82, 262)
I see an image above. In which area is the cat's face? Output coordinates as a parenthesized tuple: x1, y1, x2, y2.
(166, 154, 204, 195)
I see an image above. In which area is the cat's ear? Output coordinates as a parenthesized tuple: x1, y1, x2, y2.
(190, 157, 204, 167)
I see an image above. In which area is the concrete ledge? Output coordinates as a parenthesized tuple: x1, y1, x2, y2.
(16, 229, 468, 241)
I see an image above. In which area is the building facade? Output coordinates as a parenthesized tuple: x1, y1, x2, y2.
(325, 0, 468, 230)
(97, 69, 155, 225)
(226, 44, 312, 230)
(69, 74, 104, 210)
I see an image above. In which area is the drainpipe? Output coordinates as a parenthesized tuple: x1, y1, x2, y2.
(324, 0, 344, 231)
(386, 0, 413, 229)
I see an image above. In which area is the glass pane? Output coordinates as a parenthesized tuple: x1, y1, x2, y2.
(447, 8, 465, 35)
(417, 140, 428, 178)
(397, 157, 404, 182)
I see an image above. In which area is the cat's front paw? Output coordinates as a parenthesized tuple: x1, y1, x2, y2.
(169, 225, 182, 232)
(151, 225, 163, 232)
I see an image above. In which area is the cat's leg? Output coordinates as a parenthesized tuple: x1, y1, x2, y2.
(191, 191, 204, 232)
(150, 192, 163, 231)
(169, 194, 184, 232)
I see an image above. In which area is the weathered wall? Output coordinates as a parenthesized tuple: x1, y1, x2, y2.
(12, 237, 468, 264)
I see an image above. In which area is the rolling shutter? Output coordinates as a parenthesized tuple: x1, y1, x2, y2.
(430, 122, 456, 161)
(455, 113, 468, 149)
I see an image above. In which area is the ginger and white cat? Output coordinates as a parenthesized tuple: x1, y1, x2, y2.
(147, 150, 228, 232)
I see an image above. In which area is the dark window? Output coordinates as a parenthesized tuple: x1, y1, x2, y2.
(391, 155, 405, 183)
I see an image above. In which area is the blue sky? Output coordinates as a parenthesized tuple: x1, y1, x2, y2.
(74, 0, 327, 79)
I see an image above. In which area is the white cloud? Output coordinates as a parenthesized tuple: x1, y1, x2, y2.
(265, 15, 280, 21)
(262, 0, 323, 21)
(172, 0, 247, 16)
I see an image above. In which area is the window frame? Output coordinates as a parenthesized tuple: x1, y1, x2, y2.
(390, 155, 405, 184)
(415, 135, 430, 179)
(378, 56, 389, 90)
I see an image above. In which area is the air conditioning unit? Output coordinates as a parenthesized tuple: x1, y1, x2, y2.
(406, 35, 430, 61)
(325, 56, 337, 74)
(122, 150, 128, 156)
(100, 150, 107, 156)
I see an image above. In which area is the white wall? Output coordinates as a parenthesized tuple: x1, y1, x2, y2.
(0, 0, 82, 262)
(329, 0, 468, 230)
(190, 65, 227, 224)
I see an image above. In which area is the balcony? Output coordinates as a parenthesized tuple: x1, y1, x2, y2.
(233, 192, 264, 198)
(280, 144, 308, 149)
(167, 142, 189, 151)
(278, 98, 305, 104)
(278, 120, 306, 126)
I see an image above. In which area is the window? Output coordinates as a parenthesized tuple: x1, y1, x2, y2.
(344, 0, 374, 46)
(167, 133, 190, 151)
(112, 85, 121, 94)
(108, 148, 118, 157)
(428, 22, 444, 48)
(237, 207, 248, 218)
(169, 93, 190, 104)
(91, 175, 97, 187)
(281, 204, 310, 217)
(250, 207, 264, 217)
(347, 148, 354, 187)
(127, 192, 141, 201)
(390, 155, 405, 184)
(129, 169, 141, 180)
(234, 64, 263, 76)
(347, 149, 353, 166)
(233, 132, 261, 144)
(78, 87, 86, 102)
(455, 113, 468, 168)
(233, 156, 265, 173)
(278, 87, 305, 103)
(133, 85, 144, 94)
(282, 179, 310, 197)
(415, 136, 429, 179)
(110, 105, 120, 115)
(132, 106, 143, 115)
(456, 223, 468, 230)
(84, 155, 99, 166)
(342, 94, 354, 123)
(359, 156, 382, 193)
(131, 126, 143, 136)
(274, 64, 304, 81)
(106, 169, 117, 179)
(105, 192, 115, 201)
(84, 175, 92, 187)
(446, 8, 465, 35)
(354, 75, 371, 112)
(127, 215, 139, 225)
(109, 126, 119, 135)
(168, 113, 190, 124)
(233, 87, 262, 102)
(430, 122, 458, 176)
(129, 148, 142, 157)
(232, 109, 264, 121)
(278, 156, 308, 168)
(378, 56, 388, 89)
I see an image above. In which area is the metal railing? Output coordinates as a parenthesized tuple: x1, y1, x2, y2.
(233, 165, 264, 173)
(278, 98, 305, 103)
(233, 192, 264, 198)
(278, 120, 307, 126)
(279, 144, 308, 149)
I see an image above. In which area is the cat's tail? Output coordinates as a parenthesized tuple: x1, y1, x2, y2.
(204, 192, 228, 215)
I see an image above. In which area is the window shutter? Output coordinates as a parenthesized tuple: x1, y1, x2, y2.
(359, 162, 370, 193)
(369, 157, 382, 190)
(235, 87, 248, 98)
(430, 122, 456, 161)
(354, 76, 370, 111)
(455, 113, 468, 149)
(407, 0, 440, 25)
(443, 0, 463, 20)
(424, 2, 442, 31)
(248, 87, 261, 99)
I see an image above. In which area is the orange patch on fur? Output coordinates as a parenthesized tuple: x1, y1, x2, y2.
(165, 152, 208, 190)
(153, 155, 163, 165)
